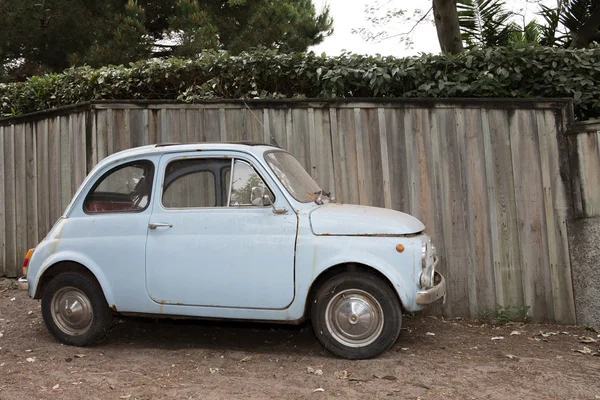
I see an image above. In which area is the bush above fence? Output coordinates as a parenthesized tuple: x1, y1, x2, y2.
(1, 46, 599, 120)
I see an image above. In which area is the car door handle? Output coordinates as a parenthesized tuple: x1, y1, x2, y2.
(149, 223, 173, 229)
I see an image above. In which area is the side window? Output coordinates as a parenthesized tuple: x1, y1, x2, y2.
(229, 160, 274, 206)
(84, 161, 154, 213)
(162, 159, 231, 208)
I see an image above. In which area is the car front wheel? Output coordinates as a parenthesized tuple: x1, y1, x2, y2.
(41, 272, 113, 346)
(311, 271, 402, 359)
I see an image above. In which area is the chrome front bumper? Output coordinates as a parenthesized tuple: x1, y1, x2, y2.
(416, 271, 446, 305)
(17, 277, 28, 291)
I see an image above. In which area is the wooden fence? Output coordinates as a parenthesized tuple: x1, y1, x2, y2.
(0, 99, 586, 323)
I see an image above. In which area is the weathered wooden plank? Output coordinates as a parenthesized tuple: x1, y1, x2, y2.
(328, 108, 344, 201)
(71, 113, 86, 192)
(36, 119, 50, 241)
(25, 122, 39, 256)
(3, 126, 17, 276)
(307, 108, 319, 182)
(425, 108, 448, 316)
(186, 109, 201, 143)
(354, 108, 367, 205)
(482, 110, 518, 308)
(510, 109, 554, 321)
(15, 123, 28, 272)
(106, 109, 114, 155)
(262, 109, 271, 145)
(246, 107, 263, 143)
(60, 116, 72, 210)
(414, 108, 433, 234)
(95, 110, 108, 163)
(405, 110, 422, 219)
(129, 110, 146, 148)
(49, 117, 63, 222)
(203, 109, 221, 142)
(219, 108, 227, 142)
(338, 108, 359, 204)
(435, 108, 470, 317)
(577, 131, 600, 217)
(386, 108, 409, 213)
(285, 109, 293, 152)
(292, 109, 310, 171)
(313, 109, 335, 196)
(378, 108, 392, 209)
(538, 110, 576, 324)
(267, 109, 286, 148)
(148, 109, 159, 145)
(225, 109, 244, 143)
(0, 127, 5, 275)
(363, 108, 382, 208)
(463, 109, 495, 314)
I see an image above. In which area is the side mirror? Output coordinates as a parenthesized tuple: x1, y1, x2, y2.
(262, 194, 273, 206)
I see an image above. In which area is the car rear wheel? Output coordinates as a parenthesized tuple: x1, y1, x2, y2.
(311, 271, 402, 359)
(41, 272, 113, 346)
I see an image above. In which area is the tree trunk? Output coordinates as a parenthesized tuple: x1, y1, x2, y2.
(432, 0, 464, 54)
(569, 5, 600, 49)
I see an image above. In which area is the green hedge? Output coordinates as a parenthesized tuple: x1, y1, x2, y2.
(1, 46, 599, 120)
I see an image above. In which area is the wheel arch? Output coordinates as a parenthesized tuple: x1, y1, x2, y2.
(303, 262, 406, 320)
(34, 261, 112, 309)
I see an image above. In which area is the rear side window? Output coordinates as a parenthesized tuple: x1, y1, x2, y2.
(84, 161, 154, 213)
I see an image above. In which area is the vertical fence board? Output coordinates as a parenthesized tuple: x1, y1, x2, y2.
(35, 120, 49, 242)
(203, 109, 221, 143)
(0, 127, 5, 275)
(387, 109, 409, 213)
(3, 126, 17, 276)
(463, 109, 495, 313)
(378, 109, 392, 209)
(577, 132, 600, 217)
(364, 109, 383, 208)
(538, 110, 576, 324)
(510, 110, 554, 321)
(25, 122, 38, 262)
(15, 125, 28, 276)
(435, 109, 470, 317)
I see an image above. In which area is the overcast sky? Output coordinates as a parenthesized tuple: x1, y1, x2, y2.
(310, 0, 551, 57)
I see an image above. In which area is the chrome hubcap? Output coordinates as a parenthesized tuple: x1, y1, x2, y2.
(325, 289, 384, 348)
(51, 287, 93, 336)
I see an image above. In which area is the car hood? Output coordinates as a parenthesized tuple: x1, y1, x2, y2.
(309, 204, 425, 236)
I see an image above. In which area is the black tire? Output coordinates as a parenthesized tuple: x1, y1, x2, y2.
(41, 272, 113, 346)
(310, 271, 402, 359)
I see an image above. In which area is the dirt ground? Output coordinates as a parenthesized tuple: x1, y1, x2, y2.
(1, 279, 599, 400)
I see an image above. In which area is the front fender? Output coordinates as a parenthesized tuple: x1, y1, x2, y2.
(308, 247, 415, 311)
(32, 250, 115, 306)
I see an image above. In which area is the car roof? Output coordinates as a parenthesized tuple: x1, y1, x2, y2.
(99, 142, 282, 165)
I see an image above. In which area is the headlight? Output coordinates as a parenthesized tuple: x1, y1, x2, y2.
(420, 239, 435, 288)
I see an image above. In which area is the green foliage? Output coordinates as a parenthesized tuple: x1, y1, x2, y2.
(458, 0, 516, 48)
(71, 1, 152, 68)
(1, 47, 600, 120)
(168, 0, 219, 58)
(478, 305, 531, 324)
(0, 0, 332, 80)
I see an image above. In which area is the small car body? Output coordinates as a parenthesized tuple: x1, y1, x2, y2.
(22, 142, 445, 359)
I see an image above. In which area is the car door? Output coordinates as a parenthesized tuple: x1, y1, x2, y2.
(145, 151, 298, 309)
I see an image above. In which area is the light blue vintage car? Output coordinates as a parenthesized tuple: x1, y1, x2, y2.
(21, 142, 445, 359)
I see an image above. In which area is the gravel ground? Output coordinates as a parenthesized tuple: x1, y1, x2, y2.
(1, 279, 599, 400)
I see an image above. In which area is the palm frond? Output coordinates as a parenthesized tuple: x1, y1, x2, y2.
(457, 0, 515, 48)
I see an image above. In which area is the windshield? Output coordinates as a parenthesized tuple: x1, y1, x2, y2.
(264, 151, 322, 203)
